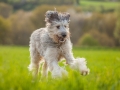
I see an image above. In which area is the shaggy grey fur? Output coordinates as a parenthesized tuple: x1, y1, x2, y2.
(28, 10, 90, 78)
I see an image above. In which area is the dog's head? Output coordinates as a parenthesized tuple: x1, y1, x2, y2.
(45, 10, 70, 43)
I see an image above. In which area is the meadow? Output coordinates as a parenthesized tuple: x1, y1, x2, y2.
(0, 46, 120, 90)
(80, 1, 120, 8)
(80, 1, 120, 12)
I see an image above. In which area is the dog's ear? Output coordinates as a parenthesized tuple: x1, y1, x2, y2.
(64, 13, 70, 23)
(45, 11, 59, 23)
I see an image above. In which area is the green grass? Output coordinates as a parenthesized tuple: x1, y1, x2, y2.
(80, 1, 120, 12)
(0, 46, 120, 90)
(80, 1, 120, 8)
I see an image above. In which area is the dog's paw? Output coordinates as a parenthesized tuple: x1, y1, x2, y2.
(81, 68, 90, 76)
(70, 58, 90, 76)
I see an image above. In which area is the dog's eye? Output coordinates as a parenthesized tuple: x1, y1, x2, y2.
(56, 25, 60, 29)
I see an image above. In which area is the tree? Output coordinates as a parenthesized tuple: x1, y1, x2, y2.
(114, 7, 120, 45)
(0, 0, 9, 3)
(76, 0, 80, 5)
(0, 3, 13, 18)
(0, 16, 11, 44)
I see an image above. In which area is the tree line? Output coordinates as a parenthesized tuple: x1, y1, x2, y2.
(0, 2, 120, 46)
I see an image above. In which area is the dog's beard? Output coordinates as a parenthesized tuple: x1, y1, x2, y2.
(52, 35, 66, 43)
(57, 35, 66, 42)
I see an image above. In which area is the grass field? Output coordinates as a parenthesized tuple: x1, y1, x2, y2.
(0, 46, 120, 90)
(80, 1, 120, 12)
(80, 1, 120, 8)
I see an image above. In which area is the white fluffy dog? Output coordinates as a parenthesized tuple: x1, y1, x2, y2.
(28, 10, 90, 78)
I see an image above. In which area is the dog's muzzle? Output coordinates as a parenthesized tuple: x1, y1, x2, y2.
(61, 33, 67, 38)
(57, 36, 66, 43)
(56, 32, 67, 43)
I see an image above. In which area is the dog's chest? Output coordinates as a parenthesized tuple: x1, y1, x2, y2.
(41, 34, 64, 48)
(38, 33, 64, 56)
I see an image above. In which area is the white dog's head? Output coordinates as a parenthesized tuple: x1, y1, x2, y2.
(45, 10, 70, 43)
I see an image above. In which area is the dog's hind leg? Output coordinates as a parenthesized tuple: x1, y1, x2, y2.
(41, 61, 48, 78)
(28, 44, 41, 79)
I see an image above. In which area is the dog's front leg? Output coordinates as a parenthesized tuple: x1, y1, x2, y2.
(44, 48, 67, 78)
(61, 40, 90, 75)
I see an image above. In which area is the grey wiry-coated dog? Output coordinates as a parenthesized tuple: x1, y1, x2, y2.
(28, 10, 90, 78)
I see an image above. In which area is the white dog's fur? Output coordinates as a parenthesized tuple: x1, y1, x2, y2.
(28, 10, 90, 78)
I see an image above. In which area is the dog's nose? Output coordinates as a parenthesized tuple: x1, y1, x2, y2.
(61, 33, 66, 38)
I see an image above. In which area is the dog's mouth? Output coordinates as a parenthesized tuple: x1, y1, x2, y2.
(57, 36, 65, 42)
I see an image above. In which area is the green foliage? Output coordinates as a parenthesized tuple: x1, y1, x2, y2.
(0, 2, 119, 47)
(39, 0, 74, 5)
(89, 30, 115, 47)
(0, 0, 9, 3)
(80, 13, 116, 46)
(80, 1, 120, 12)
(83, 13, 116, 36)
(0, 2, 13, 18)
(78, 33, 99, 46)
(9, 10, 35, 45)
(31, 5, 71, 29)
(0, 0, 74, 11)
(0, 16, 11, 44)
(0, 0, 120, 11)
(0, 46, 120, 90)
(114, 6, 120, 45)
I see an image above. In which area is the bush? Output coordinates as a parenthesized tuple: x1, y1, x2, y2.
(114, 6, 120, 45)
(0, 2, 13, 18)
(89, 30, 115, 47)
(9, 10, 35, 45)
(78, 33, 99, 46)
(30, 5, 71, 29)
(81, 12, 116, 46)
(83, 12, 116, 37)
(0, 16, 11, 44)
(0, 4, 118, 47)
(78, 30, 115, 47)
